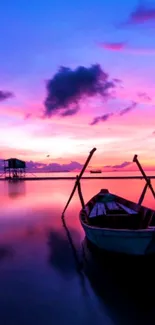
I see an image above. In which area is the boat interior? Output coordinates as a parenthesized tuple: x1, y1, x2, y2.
(81, 189, 155, 230)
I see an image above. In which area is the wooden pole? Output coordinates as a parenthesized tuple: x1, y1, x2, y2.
(77, 176, 90, 224)
(76, 148, 96, 180)
(138, 182, 148, 205)
(77, 176, 85, 209)
(133, 154, 155, 200)
(62, 147, 96, 217)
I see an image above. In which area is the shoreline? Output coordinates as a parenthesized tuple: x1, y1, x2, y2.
(0, 175, 155, 181)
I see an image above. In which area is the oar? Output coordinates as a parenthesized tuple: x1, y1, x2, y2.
(133, 154, 155, 199)
(62, 147, 96, 216)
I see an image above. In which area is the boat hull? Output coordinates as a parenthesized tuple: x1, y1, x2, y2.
(80, 220, 155, 255)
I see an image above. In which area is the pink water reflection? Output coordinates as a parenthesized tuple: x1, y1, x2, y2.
(0, 177, 154, 244)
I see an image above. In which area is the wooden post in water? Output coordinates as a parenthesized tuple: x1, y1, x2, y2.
(62, 147, 96, 217)
(77, 176, 85, 209)
(77, 176, 90, 224)
(133, 154, 155, 202)
(138, 182, 149, 205)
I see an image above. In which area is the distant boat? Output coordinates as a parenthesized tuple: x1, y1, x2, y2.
(90, 170, 102, 174)
(79, 189, 155, 256)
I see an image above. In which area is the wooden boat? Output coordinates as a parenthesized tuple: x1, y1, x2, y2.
(80, 189, 155, 256)
(90, 169, 102, 174)
(62, 148, 155, 256)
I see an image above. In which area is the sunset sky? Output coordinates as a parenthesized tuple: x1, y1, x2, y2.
(0, 0, 155, 171)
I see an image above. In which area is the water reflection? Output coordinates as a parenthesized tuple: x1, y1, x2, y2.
(7, 180, 26, 199)
(0, 178, 154, 325)
(48, 228, 79, 278)
(0, 245, 14, 262)
(82, 237, 155, 325)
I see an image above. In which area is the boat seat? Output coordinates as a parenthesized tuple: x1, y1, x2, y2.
(89, 213, 142, 230)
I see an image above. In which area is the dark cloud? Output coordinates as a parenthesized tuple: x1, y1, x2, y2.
(26, 161, 44, 170)
(113, 161, 132, 168)
(90, 113, 113, 126)
(123, 3, 155, 26)
(0, 90, 14, 101)
(119, 102, 137, 116)
(61, 106, 79, 117)
(26, 160, 83, 172)
(44, 64, 115, 117)
(138, 92, 151, 101)
(104, 161, 132, 169)
(152, 131, 155, 135)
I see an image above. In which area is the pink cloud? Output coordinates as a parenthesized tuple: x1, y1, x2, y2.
(138, 92, 151, 102)
(0, 147, 43, 161)
(0, 99, 43, 124)
(1, 73, 155, 170)
(126, 3, 155, 25)
(98, 41, 155, 55)
(98, 42, 126, 51)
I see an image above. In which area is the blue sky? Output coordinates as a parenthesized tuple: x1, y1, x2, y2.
(0, 0, 154, 102)
(0, 0, 148, 81)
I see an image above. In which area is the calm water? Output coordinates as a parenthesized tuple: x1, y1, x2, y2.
(0, 176, 155, 325)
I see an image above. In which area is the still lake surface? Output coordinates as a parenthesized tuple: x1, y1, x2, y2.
(0, 172, 155, 325)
